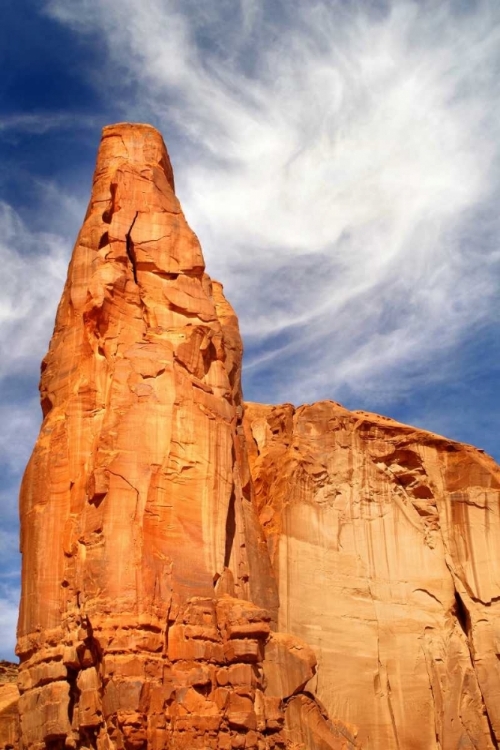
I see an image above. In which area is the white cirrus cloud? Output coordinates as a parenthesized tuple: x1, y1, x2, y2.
(0, 112, 100, 134)
(0, 201, 70, 477)
(42, 0, 500, 408)
(0, 583, 19, 661)
(0, 201, 69, 380)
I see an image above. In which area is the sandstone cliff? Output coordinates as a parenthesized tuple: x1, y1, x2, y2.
(10, 123, 500, 750)
(15, 124, 355, 750)
(244, 401, 500, 750)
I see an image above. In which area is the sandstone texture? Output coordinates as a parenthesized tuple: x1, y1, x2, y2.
(14, 124, 351, 750)
(10, 122, 500, 750)
(0, 662, 19, 750)
(244, 400, 500, 750)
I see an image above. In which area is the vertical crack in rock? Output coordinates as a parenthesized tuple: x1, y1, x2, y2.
(450, 580, 499, 750)
(66, 666, 80, 729)
(223, 487, 236, 569)
(420, 638, 442, 750)
(454, 589, 471, 637)
(385, 674, 400, 750)
(486, 710, 500, 750)
(125, 211, 139, 284)
(436, 501, 500, 750)
(373, 592, 401, 750)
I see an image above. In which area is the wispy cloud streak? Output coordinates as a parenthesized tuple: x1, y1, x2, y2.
(44, 0, 500, 405)
(0, 583, 19, 661)
(0, 112, 100, 134)
(0, 202, 68, 380)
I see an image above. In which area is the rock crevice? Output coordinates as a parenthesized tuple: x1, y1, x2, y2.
(125, 212, 139, 285)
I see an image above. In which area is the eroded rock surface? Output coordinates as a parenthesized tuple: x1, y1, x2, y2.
(11, 122, 500, 750)
(15, 125, 349, 750)
(0, 662, 19, 750)
(244, 400, 500, 750)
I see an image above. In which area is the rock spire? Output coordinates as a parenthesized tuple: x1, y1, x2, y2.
(15, 124, 350, 750)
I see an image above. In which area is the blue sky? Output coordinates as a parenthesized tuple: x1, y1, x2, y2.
(1, 0, 500, 659)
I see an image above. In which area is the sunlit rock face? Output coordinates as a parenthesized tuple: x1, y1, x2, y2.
(244, 401, 500, 750)
(11, 122, 500, 750)
(15, 124, 353, 750)
(0, 662, 19, 750)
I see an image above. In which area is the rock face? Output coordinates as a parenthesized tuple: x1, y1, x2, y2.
(11, 123, 500, 750)
(244, 401, 500, 750)
(0, 662, 19, 750)
(15, 124, 352, 750)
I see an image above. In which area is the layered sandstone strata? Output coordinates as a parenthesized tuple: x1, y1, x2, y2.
(15, 124, 352, 750)
(244, 401, 500, 750)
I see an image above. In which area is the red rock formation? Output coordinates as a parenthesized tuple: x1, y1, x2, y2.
(12, 122, 500, 750)
(15, 124, 349, 750)
(244, 401, 500, 750)
(0, 662, 19, 750)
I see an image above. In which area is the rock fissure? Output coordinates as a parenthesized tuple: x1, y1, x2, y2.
(454, 589, 470, 637)
(384, 673, 400, 750)
(223, 488, 236, 570)
(450, 577, 499, 750)
(105, 468, 140, 519)
(420, 640, 442, 750)
(125, 211, 139, 284)
(485, 712, 500, 750)
(372, 590, 401, 750)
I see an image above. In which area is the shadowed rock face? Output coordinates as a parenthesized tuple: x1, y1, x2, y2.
(10, 123, 500, 750)
(15, 124, 352, 750)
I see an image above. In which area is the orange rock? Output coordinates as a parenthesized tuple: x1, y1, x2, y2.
(285, 694, 360, 750)
(18, 681, 72, 747)
(14, 121, 500, 750)
(223, 639, 264, 664)
(262, 632, 317, 700)
(18, 123, 261, 642)
(76, 667, 101, 728)
(0, 664, 19, 750)
(14, 124, 346, 750)
(216, 664, 258, 689)
(225, 692, 256, 730)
